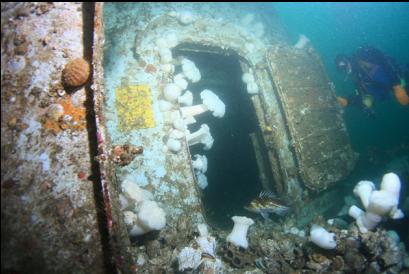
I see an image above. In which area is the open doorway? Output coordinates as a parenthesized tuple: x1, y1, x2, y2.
(173, 47, 269, 229)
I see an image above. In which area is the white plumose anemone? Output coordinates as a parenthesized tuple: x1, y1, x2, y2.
(165, 32, 179, 48)
(166, 138, 182, 153)
(367, 190, 397, 216)
(121, 180, 153, 205)
(348, 172, 404, 233)
(181, 58, 201, 83)
(174, 73, 188, 90)
(159, 47, 173, 64)
(247, 82, 259, 94)
(178, 90, 193, 106)
(186, 124, 214, 150)
(380, 173, 404, 219)
(226, 216, 254, 249)
(138, 200, 166, 230)
(196, 172, 208, 189)
(163, 83, 182, 102)
(353, 180, 375, 209)
(121, 184, 166, 237)
(242, 72, 254, 84)
(242, 72, 259, 94)
(180, 89, 225, 119)
(310, 224, 336, 249)
(192, 154, 208, 173)
(381, 172, 401, 202)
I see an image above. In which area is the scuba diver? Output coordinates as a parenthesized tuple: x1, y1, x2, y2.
(335, 46, 409, 118)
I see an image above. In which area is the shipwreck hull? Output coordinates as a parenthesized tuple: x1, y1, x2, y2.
(91, 3, 357, 272)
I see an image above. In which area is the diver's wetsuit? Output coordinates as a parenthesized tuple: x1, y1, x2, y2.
(350, 46, 400, 102)
(338, 47, 409, 111)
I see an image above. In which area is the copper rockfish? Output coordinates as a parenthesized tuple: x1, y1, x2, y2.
(244, 191, 291, 219)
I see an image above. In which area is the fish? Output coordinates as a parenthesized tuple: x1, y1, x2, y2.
(244, 191, 291, 220)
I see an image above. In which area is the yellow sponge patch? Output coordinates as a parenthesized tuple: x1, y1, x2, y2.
(116, 85, 155, 131)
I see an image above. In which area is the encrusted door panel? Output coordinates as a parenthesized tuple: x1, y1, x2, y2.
(267, 45, 357, 191)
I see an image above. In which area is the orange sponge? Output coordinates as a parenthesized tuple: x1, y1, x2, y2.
(393, 85, 409, 106)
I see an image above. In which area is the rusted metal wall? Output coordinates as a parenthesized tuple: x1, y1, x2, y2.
(1, 2, 105, 273)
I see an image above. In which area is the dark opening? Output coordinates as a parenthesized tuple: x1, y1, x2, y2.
(173, 47, 267, 229)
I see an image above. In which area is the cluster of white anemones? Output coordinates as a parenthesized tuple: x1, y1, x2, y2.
(120, 180, 166, 236)
(308, 172, 404, 251)
(348, 173, 404, 233)
(156, 34, 226, 190)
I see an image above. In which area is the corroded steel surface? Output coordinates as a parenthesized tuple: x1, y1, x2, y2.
(267, 45, 357, 191)
(1, 2, 104, 273)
